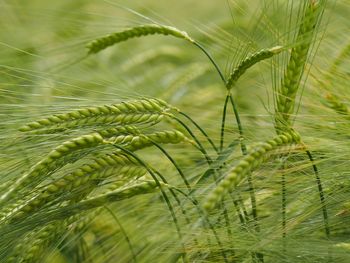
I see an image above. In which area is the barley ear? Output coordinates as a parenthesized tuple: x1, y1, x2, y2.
(226, 45, 284, 90)
(0, 133, 104, 205)
(5, 154, 146, 222)
(86, 24, 194, 55)
(324, 93, 349, 116)
(275, 1, 322, 132)
(203, 131, 300, 212)
(19, 98, 169, 133)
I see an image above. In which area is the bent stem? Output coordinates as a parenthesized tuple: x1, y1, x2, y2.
(192, 41, 226, 84)
(178, 111, 219, 154)
(229, 94, 247, 154)
(150, 140, 191, 191)
(305, 149, 330, 238)
(192, 41, 256, 236)
(220, 94, 230, 152)
(167, 114, 212, 165)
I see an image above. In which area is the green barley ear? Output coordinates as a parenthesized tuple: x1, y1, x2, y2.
(20, 181, 160, 225)
(19, 98, 169, 133)
(6, 222, 65, 263)
(86, 24, 194, 55)
(0, 133, 104, 206)
(275, 0, 322, 132)
(226, 45, 284, 90)
(324, 93, 349, 116)
(203, 131, 300, 212)
(5, 154, 146, 222)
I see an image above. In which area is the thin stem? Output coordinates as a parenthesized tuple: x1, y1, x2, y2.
(237, 192, 250, 222)
(178, 111, 219, 153)
(220, 94, 230, 151)
(305, 150, 330, 238)
(169, 115, 212, 165)
(150, 141, 191, 191)
(192, 40, 247, 158)
(192, 41, 225, 84)
(229, 94, 247, 154)
(233, 199, 245, 224)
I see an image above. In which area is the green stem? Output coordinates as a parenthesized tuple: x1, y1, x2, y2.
(305, 150, 330, 238)
(150, 141, 191, 191)
(220, 94, 230, 151)
(193, 38, 253, 260)
(229, 94, 247, 154)
(169, 115, 212, 165)
(178, 111, 219, 153)
(233, 199, 246, 225)
(192, 41, 225, 84)
(192, 41, 246, 156)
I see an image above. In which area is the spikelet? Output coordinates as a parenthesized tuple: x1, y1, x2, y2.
(106, 130, 191, 151)
(203, 131, 301, 212)
(86, 24, 194, 54)
(96, 125, 140, 138)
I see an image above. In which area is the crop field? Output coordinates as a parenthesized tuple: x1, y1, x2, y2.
(0, 0, 349, 262)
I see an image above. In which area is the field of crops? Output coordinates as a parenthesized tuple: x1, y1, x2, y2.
(0, 0, 349, 262)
